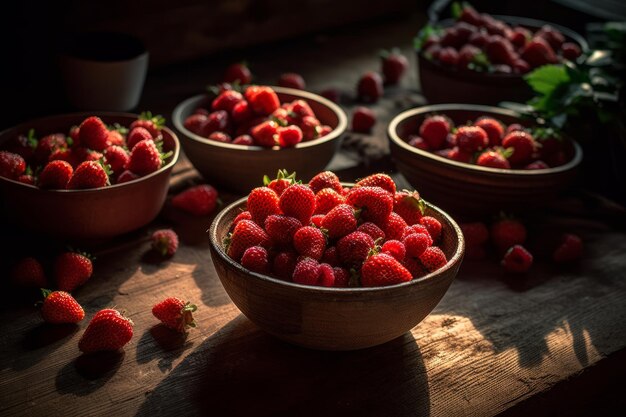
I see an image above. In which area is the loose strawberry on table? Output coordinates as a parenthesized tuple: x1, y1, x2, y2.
(40, 289, 85, 324)
(152, 297, 197, 333)
(171, 184, 219, 216)
(79, 308, 134, 353)
(54, 251, 94, 292)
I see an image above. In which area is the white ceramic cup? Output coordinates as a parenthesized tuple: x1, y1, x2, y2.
(59, 32, 149, 112)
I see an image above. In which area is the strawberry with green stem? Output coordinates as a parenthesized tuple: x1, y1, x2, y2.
(40, 289, 85, 324)
(152, 297, 197, 332)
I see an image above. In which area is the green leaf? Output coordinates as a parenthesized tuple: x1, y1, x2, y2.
(413, 24, 440, 51)
(451, 1, 463, 19)
(524, 65, 570, 95)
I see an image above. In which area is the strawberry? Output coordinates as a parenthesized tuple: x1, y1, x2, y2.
(553, 233, 583, 263)
(468, 32, 489, 47)
(476, 150, 511, 169)
(67, 161, 108, 189)
(264, 215, 302, 246)
(273, 251, 298, 280)
(440, 28, 463, 49)
(38, 160, 73, 189)
(129, 112, 165, 139)
(250, 120, 278, 147)
(408, 136, 429, 150)
(233, 210, 252, 227)
(245, 86, 280, 115)
(446, 146, 473, 163)
(501, 245, 533, 273)
(333, 267, 350, 287)
(79, 117, 109, 151)
(277, 125, 303, 147)
(223, 62, 252, 85)
(34, 133, 67, 164)
(263, 169, 296, 196)
(536, 25, 565, 50)
(279, 184, 316, 225)
(54, 251, 93, 292)
(309, 171, 343, 194)
(475, 118, 504, 147)
(6, 129, 37, 161)
(402, 256, 426, 278)
(314, 188, 345, 215)
(79, 308, 134, 353)
(419, 216, 442, 242)
(502, 131, 535, 166)
(247, 186, 280, 225)
(403, 233, 430, 258)
(126, 127, 153, 150)
(40, 289, 85, 324)
(226, 219, 271, 261)
(381, 240, 406, 262)
(320, 88, 341, 104)
(299, 116, 321, 141)
(419, 116, 450, 150)
(171, 184, 219, 216)
(278, 73, 306, 90)
(126, 139, 162, 176)
(382, 211, 408, 241)
(321, 246, 340, 267)
(152, 297, 197, 332)
(485, 35, 518, 66)
(17, 174, 35, 185)
(361, 253, 412, 287)
(208, 132, 232, 143)
(509, 26, 532, 48)
(201, 111, 229, 137)
(107, 130, 125, 146)
(355, 173, 396, 194)
(293, 226, 326, 260)
(460, 222, 489, 246)
(291, 100, 315, 119)
(524, 160, 549, 170)
(521, 37, 558, 68)
(346, 186, 393, 226)
(151, 229, 179, 257)
(381, 49, 409, 85)
(321, 204, 358, 239)
(512, 59, 531, 74)
(292, 257, 321, 286)
(351, 107, 376, 133)
(418, 246, 447, 272)
(232, 134, 254, 146)
(562, 42, 581, 61)
(212, 90, 244, 113)
(10, 257, 47, 288)
(103, 145, 130, 176)
(241, 246, 270, 273)
(117, 170, 139, 184)
(491, 218, 527, 252)
(393, 190, 424, 225)
(184, 114, 208, 135)
(456, 125, 489, 153)
(506, 124, 526, 134)
(0, 151, 26, 179)
(337, 231, 375, 268)
(438, 47, 459, 66)
(317, 263, 336, 287)
(357, 222, 386, 241)
(457, 44, 482, 70)
(357, 71, 383, 103)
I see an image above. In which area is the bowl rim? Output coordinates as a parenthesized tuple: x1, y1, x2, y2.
(171, 86, 348, 152)
(387, 103, 583, 176)
(416, 14, 589, 79)
(0, 111, 181, 193)
(209, 194, 465, 294)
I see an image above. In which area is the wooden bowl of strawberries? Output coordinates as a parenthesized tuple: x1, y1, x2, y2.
(172, 85, 348, 195)
(208, 171, 465, 350)
(0, 112, 180, 240)
(414, 3, 588, 104)
(388, 103, 582, 217)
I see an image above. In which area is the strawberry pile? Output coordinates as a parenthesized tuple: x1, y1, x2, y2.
(407, 114, 575, 169)
(0, 112, 173, 189)
(416, 3, 582, 75)
(224, 171, 450, 288)
(183, 85, 333, 147)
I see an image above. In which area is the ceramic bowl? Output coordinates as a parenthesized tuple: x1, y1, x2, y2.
(0, 112, 179, 241)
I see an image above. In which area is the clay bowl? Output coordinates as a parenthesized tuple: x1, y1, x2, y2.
(0, 112, 180, 241)
(388, 104, 583, 218)
(208, 194, 465, 351)
(417, 16, 588, 105)
(172, 86, 348, 195)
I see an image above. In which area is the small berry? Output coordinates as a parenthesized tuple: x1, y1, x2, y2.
(54, 252, 93, 292)
(151, 229, 179, 257)
(357, 72, 383, 103)
(241, 246, 270, 273)
(553, 233, 583, 263)
(40, 289, 85, 324)
(418, 246, 447, 272)
(10, 257, 47, 288)
(352, 107, 376, 133)
(79, 309, 134, 353)
(501, 245, 533, 273)
(172, 184, 219, 216)
(278, 73, 306, 90)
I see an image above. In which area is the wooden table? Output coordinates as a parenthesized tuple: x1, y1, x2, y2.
(1, 11, 626, 417)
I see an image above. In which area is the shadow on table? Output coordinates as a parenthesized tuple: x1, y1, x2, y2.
(135, 324, 195, 372)
(55, 351, 125, 396)
(135, 314, 431, 417)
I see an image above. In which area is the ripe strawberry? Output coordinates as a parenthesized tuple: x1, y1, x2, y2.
(273, 251, 298, 280)
(460, 222, 489, 246)
(245, 86, 280, 115)
(18, 174, 35, 185)
(501, 245, 533, 273)
(321, 204, 357, 239)
(232, 134, 254, 146)
(250, 121, 278, 147)
(456, 125, 489, 153)
(293, 226, 326, 260)
(491, 218, 527, 252)
(521, 37, 558, 68)
(357, 222, 386, 241)
(536, 25, 565, 50)
(226, 219, 271, 261)
(67, 161, 108, 189)
(512, 59, 531, 74)
(381, 49, 409, 85)
(278, 73, 306, 90)
(129, 112, 165, 139)
(438, 47, 459, 66)
(485, 35, 518, 66)
(562, 42, 582, 61)
(38, 160, 73, 189)
(201, 110, 229, 137)
(241, 246, 270, 273)
(246, 186, 280, 226)
(419, 115, 450, 150)
(447, 146, 474, 163)
(207, 132, 231, 143)
(458, 4, 483, 26)
(126, 139, 162, 176)
(502, 131, 536, 166)
(320, 88, 341, 104)
(321, 246, 340, 267)
(151, 229, 179, 257)
(314, 188, 345, 215)
(525, 160, 549, 170)
(152, 297, 197, 332)
(212, 90, 243, 113)
(393, 190, 424, 225)
(381, 240, 406, 262)
(408, 135, 429, 150)
(419, 216, 442, 242)
(317, 263, 336, 287)
(299, 116, 321, 141)
(79, 308, 134, 353)
(352, 107, 376, 133)
(418, 246, 447, 272)
(171, 184, 219, 216)
(361, 253, 412, 287)
(103, 145, 129, 176)
(107, 130, 125, 146)
(233, 210, 252, 227)
(355, 173, 396, 194)
(333, 267, 350, 287)
(279, 184, 316, 225)
(231, 100, 253, 124)
(357, 71, 383, 103)
(223, 62, 252, 85)
(262, 169, 296, 196)
(265, 215, 302, 246)
(6, 129, 37, 161)
(34, 133, 67, 164)
(71, 147, 104, 166)
(40, 289, 85, 324)
(476, 150, 511, 169)
(440, 28, 463, 49)
(0, 151, 26, 179)
(10, 257, 47, 288)
(309, 171, 343, 194)
(475, 118, 504, 147)
(337, 231, 375, 268)
(54, 251, 93, 292)
(509, 26, 531, 48)
(292, 257, 321, 286)
(290, 99, 315, 119)
(346, 186, 393, 226)
(79, 116, 109, 151)
(403, 233, 430, 258)
(277, 125, 303, 147)
(457, 44, 482, 70)
(402, 256, 426, 278)
(553, 233, 583, 263)
(127, 127, 153, 150)
(382, 211, 408, 241)
(117, 170, 139, 183)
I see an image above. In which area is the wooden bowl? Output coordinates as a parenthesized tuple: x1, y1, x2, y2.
(172, 86, 348, 195)
(388, 104, 583, 217)
(417, 16, 588, 105)
(0, 112, 180, 241)
(208, 196, 465, 351)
